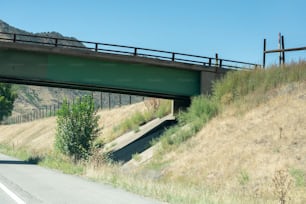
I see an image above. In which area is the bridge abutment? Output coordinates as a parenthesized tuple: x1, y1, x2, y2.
(200, 69, 228, 95)
(171, 98, 191, 115)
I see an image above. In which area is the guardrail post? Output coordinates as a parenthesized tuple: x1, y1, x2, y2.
(55, 38, 58, 47)
(172, 53, 175, 61)
(13, 34, 16, 42)
(208, 58, 212, 66)
(215, 53, 219, 67)
(134, 48, 137, 56)
(95, 43, 98, 52)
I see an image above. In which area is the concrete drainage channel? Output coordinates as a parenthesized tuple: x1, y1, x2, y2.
(105, 115, 177, 163)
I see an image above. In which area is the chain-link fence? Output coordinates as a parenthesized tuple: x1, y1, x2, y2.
(1, 92, 145, 125)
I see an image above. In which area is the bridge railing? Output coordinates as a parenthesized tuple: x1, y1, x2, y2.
(0, 31, 261, 70)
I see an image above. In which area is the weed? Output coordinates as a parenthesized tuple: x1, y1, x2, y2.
(272, 169, 292, 204)
(289, 168, 305, 187)
(238, 170, 250, 185)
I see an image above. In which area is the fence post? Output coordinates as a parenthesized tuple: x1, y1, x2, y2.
(119, 94, 122, 107)
(13, 34, 16, 42)
(100, 92, 103, 109)
(108, 93, 111, 109)
(263, 39, 266, 69)
(55, 38, 58, 47)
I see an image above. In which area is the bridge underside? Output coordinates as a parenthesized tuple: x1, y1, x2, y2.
(0, 43, 207, 100)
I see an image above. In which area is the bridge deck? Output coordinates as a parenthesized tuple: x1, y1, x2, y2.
(0, 32, 260, 100)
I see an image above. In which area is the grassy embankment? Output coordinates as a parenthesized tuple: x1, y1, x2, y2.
(0, 62, 305, 203)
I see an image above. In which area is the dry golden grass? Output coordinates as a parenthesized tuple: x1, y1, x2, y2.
(0, 101, 148, 153)
(159, 82, 306, 202)
(96, 102, 148, 142)
(0, 117, 56, 153)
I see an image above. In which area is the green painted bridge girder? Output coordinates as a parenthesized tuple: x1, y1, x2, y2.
(0, 48, 202, 99)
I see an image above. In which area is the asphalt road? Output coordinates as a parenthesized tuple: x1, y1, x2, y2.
(0, 153, 162, 204)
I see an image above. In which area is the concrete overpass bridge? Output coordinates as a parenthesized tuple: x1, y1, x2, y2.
(0, 32, 260, 109)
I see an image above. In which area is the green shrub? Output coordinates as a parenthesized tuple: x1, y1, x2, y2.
(55, 95, 100, 162)
(0, 83, 17, 121)
(159, 95, 218, 149)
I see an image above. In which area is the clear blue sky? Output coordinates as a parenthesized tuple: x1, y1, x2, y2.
(1, 0, 306, 65)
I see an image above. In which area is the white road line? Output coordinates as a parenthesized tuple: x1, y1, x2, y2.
(0, 182, 26, 204)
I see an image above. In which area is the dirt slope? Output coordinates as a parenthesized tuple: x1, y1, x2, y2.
(161, 82, 306, 198)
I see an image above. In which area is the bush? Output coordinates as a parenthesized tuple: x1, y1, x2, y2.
(0, 83, 17, 121)
(55, 95, 100, 162)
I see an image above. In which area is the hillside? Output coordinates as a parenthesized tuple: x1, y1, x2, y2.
(160, 82, 306, 202)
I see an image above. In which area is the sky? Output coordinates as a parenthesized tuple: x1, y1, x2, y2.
(1, 0, 306, 66)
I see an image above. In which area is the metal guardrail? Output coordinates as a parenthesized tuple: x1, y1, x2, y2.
(0, 31, 261, 70)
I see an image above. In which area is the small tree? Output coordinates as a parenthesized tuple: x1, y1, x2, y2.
(0, 83, 17, 121)
(55, 95, 100, 162)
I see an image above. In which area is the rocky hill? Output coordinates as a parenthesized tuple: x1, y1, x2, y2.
(0, 20, 143, 116)
(0, 19, 83, 47)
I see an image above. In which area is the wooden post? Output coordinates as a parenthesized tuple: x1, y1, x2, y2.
(278, 33, 282, 66)
(263, 39, 266, 68)
(281, 35, 285, 65)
